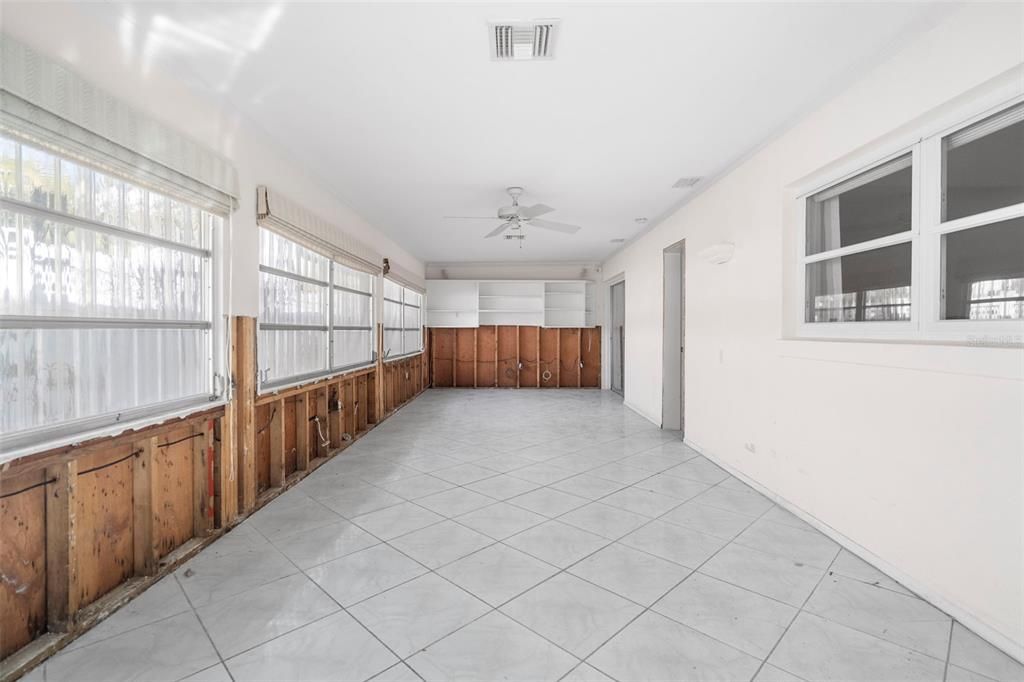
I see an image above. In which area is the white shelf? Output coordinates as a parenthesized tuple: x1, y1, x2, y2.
(426, 279, 596, 328)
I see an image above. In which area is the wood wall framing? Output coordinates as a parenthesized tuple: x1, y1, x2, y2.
(428, 326, 601, 389)
(0, 318, 426, 679)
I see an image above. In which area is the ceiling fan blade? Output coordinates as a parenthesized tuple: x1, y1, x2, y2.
(484, 222, 512, 239)
(519, 203, 554, 219)
(443, 215, 500, 220)
(530, 218, 581, 234)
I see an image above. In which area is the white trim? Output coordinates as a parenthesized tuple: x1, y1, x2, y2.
(0, 397, 227, 466)
(682, 436, 1024, 666)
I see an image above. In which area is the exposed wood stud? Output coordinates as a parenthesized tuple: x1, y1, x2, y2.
(192, 421, 215, 538)
(316, 388, 329, 458)
(235, 316, 257, 514)
(45, 460, 78, 631)
(295, 393, 310, 471)
(269, 399, 286, 488)
(132, 438, 158, 577)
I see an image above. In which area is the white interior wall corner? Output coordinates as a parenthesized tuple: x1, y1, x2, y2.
(600, 2, 1024, 660)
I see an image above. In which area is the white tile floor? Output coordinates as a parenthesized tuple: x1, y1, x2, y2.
(29, 389, 1024, 682)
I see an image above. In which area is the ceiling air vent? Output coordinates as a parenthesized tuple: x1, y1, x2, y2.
(673, 176, 702, 189)
(490, 20, 559, 60)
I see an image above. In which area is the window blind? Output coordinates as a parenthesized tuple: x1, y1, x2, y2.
(256, 186, 382, 275)
(0, 34, 238, 214)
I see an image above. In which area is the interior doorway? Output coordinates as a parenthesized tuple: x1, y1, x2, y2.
(662, 241, 685, 436)
(610, 280, 625, 396)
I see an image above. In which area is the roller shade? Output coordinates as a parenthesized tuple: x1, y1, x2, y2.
(0, 33, 238, 215)
(256, 186, 382, 274)
(384, 259, 426, 293)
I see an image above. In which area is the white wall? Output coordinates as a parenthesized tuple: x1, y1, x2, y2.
(602, 3, 1024, 659)
(1, 5, 424, 318)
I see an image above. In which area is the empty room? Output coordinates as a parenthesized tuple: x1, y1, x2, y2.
(0, 2, 1022, 681)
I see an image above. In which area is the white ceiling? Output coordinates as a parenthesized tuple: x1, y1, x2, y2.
(26, 2, 948, 263)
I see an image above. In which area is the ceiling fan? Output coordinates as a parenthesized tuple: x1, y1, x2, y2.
(443, 187, 582, 239)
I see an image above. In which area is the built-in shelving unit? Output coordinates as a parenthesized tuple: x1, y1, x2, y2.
(426, 279, 595, 327)
(425, 280, 479, 327)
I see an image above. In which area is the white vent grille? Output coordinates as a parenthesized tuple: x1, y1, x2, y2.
(491, 21, 558, 60)
(673, 176, 702, 189)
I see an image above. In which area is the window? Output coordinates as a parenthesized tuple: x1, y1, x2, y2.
(804, 154, 914, 324)
(332, 262, 375, 369)
(258, 228, 379, 390)
(938, 104, 1024, 322)
(383, 278, 423, 358)
(1, 135, 221, 446)
(799, 98, 1024, 342)
(258, 228, 330, 388)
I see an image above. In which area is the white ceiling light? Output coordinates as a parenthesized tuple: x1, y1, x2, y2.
(490, 20, 559, 60)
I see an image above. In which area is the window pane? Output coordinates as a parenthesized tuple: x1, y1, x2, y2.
(806, 155, 912, 255)
(125, 184, 145, 233)
(942, 217, 1024, 320)
(149, 193, 168, 238)
(22, 146, 56, 208)
(59, 160, 89, 218)
(259, 228, 329, 281)
(260, 271, 326, 326)
(383, 277, 402, 301)
(0, 327, 209, 435)
(944, 104, 1024, 221)
(333, 262, 373, 293)
(333, 289, 372, 327)
(384, 329, 403, 356)
(0, 138, 16, 198)
(333, 329, 372, 368)
(258, 329, 328, 384)
(94, 172, 123, 226)
(806, 242, 911, 322)
(403, 330, 421, 352)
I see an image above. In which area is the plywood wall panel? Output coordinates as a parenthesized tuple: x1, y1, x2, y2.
(0, 476, 47, 658)
(152, 428, 195, 560)
(476, 326, 497, 387)
(518, 326, 540, 387)
(497, 326, 519, 388)
(559, 328, 581, 387)
(539, 328, 560, 388)
(581, 326, 602, 387)
(76, 452, 134, 609)
(455, 328, 476, 387)
(431, 329, 455, 387)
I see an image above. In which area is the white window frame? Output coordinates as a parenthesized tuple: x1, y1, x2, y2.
(383, 279, 424, 360)
(330, 261, 376, 373)
(0, 134, 226, 459)
(257, 228, 379, 393)
(795, 93, 1024, 346)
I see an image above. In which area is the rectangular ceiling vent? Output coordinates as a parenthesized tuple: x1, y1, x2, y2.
(672, 176, 703, 189)
(490, 20, 559, 61)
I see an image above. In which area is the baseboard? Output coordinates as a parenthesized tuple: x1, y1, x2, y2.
(682, 437, 1024, 665)
(623, 399, 661, 427)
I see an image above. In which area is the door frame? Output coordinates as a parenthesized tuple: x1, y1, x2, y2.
(662, 240, 685, 436)
(609, 279, 626, 396)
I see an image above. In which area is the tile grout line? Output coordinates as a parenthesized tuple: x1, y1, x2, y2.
(943, 618, 955, 682)
(573, 494, 779, 680)
(172, 571, 238, 682)
(748, 546, 842, 681)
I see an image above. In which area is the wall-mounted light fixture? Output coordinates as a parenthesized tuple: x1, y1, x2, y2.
(699, 242, 735, 265)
